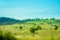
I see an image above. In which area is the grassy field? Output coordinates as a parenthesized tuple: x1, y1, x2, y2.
(0, 19, 60, 40)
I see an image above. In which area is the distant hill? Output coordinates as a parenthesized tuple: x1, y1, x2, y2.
(0, 17, 21, 25)
(0, 17, 60, 25)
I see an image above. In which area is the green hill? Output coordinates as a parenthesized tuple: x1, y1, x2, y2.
(0, 17, 21, 25)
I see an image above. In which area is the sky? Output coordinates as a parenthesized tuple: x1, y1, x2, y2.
(0, 0, 60, 20)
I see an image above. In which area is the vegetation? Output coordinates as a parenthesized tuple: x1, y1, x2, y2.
(19, 26, 23, 30)
(0, 17, 60, 40)
(30, 27, 36, 34)
(35, 26, 42, 30)
(54, 25, 58, 30)
(0, 29, 17, 40)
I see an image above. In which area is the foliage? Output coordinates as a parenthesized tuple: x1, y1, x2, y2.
(35, 26, 42, 30)
(30, 27, 36, 34)
(0, 17, 60, 40)
(19, 26, 23, 30)
(0, 30, 16, 40)
(54, 25, 58, 30)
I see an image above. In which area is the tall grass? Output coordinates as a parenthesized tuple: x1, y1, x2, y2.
(0, 29, 17, 40)
(0, 21, 60, 40)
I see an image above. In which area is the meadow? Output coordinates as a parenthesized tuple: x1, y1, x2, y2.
(0, 18, 60, 40)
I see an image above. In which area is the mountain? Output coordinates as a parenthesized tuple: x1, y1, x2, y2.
(0, 17, 21, 25)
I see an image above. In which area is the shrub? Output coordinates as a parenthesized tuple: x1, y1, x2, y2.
(30, 27, 35, 34)
(35, 26, 42, 30)
(54, 25, 58, 30)
(19, 26, 23, 30)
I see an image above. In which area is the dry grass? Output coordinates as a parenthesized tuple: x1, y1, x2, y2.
(0, 23, 60, 40)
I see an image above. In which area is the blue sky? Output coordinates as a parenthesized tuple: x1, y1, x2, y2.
(0, 0, 60, 20)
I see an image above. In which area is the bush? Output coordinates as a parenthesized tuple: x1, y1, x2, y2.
(19, 26, 23, 30)
(30, 27, 35, 34)
(30, 26, 42, 34)
(35, 26, 42, 30)
(54, 25, 58, 30)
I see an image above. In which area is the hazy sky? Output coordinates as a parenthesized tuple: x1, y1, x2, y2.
(0, 0, 60, 20)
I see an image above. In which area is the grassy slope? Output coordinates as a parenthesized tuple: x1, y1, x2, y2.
(0, 19, 60, 40)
